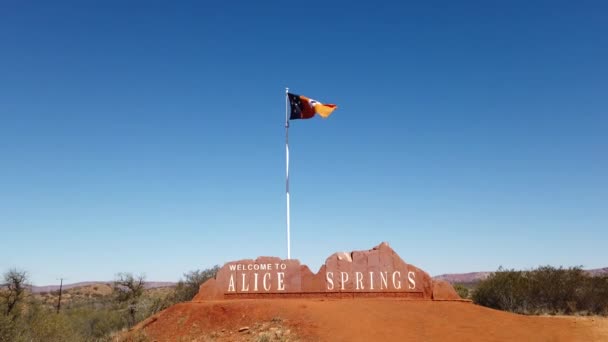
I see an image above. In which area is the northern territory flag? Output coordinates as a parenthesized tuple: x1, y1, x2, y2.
(288, 93, 337, 120)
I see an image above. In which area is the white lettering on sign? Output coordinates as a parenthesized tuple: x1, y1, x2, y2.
(355, 272, 364, 290)
(223, 262, 422, 293)
(408, 271, 416, 289)
(228, 263, 287, 272)
(263, 273, 271, 291)
(322, 270, 421, 292)
(326, 272, 334, 290)
(392, 271, 402, 289)
(277, 272, 285, 291)
(241, 273, 249, 292)
(340, 272, 349, 290)
(228, 274, 235, 292)
(380, 272, 388, 290)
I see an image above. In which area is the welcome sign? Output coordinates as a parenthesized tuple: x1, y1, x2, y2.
(194, 242, 460, 300)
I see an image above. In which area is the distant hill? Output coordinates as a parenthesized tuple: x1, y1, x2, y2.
(29, 281, 176, 294)
(27, 282, 177, 308)
(586, 267, 608, 277)
(434, 267, 608, 285)
(433, 272, 492, 285)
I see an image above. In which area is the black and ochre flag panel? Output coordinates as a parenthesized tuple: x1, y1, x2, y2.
(288, 93, 337, 120)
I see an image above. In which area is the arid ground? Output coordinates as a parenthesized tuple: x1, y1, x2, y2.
(128, 299, 608, 341)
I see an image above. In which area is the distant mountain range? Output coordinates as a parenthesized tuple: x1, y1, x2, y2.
(28, 281, 176, 294)
(433, 267, 608, 285)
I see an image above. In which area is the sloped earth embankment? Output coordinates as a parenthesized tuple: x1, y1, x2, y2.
(127, 299, 608, 342)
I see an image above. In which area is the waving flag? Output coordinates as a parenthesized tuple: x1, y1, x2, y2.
(284, 89, 337, 259)
(288, 93, 337, 120)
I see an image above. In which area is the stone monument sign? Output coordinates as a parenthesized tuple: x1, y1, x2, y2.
(194, 242, 460, 301)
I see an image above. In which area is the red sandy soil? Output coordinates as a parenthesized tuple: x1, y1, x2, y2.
(128, 299, 608, 342)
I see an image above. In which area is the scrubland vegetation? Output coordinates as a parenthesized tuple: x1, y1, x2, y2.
(471, 266, 608, 315)
(2, 265, 607, 341)
(0, 266, 218, 342)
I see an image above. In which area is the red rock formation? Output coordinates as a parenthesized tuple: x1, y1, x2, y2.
(431, 279, 462, 300)
(193, 242, 459, 301)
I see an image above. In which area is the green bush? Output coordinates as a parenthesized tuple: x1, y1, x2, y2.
(0, 314, 16, 342)
(65, 305, 128, 340)
(172, 266, 220, 303)
(577, 275, 608, 315)
(473, 266, 608, 315)
(0, 301, 80, 342)
(453, 284, 470, 299)
(26, 309, 79, 342)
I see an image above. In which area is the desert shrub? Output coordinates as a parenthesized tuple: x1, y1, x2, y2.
(577, 275, 608, 315)
(473, 266, 608, 315)
(528, 266, 585, 313)
(472, 267, 529, 313)
(138, 295, 172, 318)
(0, 300, 80, 342)
(128, 265, 220, 320)
(1, 268, 28, 317)
(0, 313, 16, 342)
(65, 305, 128, 340)
(113, 273, 146, 327)
(172, 266, 220, 303)
(25, 306, 79, 342)
(453, 284, 470, 299)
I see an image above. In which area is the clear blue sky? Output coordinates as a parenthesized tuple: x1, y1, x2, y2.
(1, 1, 606, 285)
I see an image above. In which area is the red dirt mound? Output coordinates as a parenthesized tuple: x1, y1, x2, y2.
(127, 299, 608, 341)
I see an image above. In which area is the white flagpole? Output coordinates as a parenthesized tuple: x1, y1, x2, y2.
(285, 87, 291, 260)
